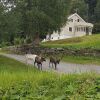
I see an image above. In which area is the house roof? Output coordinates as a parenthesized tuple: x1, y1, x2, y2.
(68, 13, 86, 22)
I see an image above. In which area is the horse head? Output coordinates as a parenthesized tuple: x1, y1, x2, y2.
(56, 59, 60, 64)
(41, 57, 46, 62)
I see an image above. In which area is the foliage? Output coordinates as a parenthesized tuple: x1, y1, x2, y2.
(70, 0, 88, 21)
(14, 38, 25, 46)
(0, 55, 100, 99)
(0, 2, 22, 44)
(0, 0, 100, 46)
(0, 41, 11, 47)
(0, 0, 71, 45)
(84, 0, 97, 22)
(15, 0, 71, 40)
(93, 23, 100, 33)
(94, 0, 100, 23)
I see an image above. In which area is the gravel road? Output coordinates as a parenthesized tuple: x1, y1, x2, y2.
(1, 54, 100, 74)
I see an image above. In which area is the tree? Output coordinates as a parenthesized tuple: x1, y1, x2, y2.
(94, 0, 100, 22)
(70, 0, 88, 21)
(0, 2, 5, 43)
(15, 0, 71, 44)
(3, 10, 21, 44)
(84, 0, 97, 22)
(92, 0, 100, 33)
(0, 0, 21, 44)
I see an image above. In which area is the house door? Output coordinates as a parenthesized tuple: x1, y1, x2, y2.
(86, 27, 89, 35)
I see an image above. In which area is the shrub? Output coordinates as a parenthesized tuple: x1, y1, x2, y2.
(0, 41, 11, 47)
(93, 23, 100, 34)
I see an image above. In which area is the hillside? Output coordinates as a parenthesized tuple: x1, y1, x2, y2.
(41, 34, 100, 49)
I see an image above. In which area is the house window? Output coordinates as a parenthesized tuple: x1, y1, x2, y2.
(84, 27, 86, 32)
(69, 27, 72, 32)
(77, 19, 79, 22)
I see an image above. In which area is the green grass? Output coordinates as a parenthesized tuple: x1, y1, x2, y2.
(62, 56, 100, 65)
(41, 34, 100, 49)
(0, 48, 10, 54)
(0, 55, 100, 99)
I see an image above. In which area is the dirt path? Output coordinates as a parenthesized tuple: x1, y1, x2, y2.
(1, 54, 100, 74)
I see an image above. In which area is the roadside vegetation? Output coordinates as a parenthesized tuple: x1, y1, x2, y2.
(40, 34, 100, 65)
(0, 55, 100, 100)
(41, 34, 100, 49)
(62, 56, 100, 65)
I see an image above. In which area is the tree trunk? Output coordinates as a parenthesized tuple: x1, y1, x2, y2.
(33, 32, 40, 46)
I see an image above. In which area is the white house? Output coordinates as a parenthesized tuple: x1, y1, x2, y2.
(43, 13, 93, 42)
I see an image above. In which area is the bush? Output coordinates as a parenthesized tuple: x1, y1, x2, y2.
(0, 41, 11, 47)
(93, 23, 100, 34)
(24, 37, 32, 44)
(14, 38, 25, 46)
(0, 44, 1, 48)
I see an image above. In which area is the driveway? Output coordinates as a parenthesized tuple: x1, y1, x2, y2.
(1, 54, 100, 74)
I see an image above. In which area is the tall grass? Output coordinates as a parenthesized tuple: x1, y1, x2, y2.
(0, 55, 100, 99)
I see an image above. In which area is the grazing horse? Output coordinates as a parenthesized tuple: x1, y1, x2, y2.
(49, 56, 60, 70)
(25, 54, 46, 70)
(34, 56, 46, 70)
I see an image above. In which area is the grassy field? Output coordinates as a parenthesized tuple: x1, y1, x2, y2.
(41, 34, 100, 65)
(41, 34, 100, 49)
(62, 56, 100, 65)
(0, 55, 100, 100)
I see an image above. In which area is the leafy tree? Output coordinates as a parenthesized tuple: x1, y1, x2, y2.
(93, 0, 100, 33)
(15, 0, 71, 44)
(0, 2, 5, 43)
(70, 0, 88, 21)
(1, 11, 21, 44)
(94, 0, 100, 22)
(84, 0, 97, 22)
(0, 0, 21, 44)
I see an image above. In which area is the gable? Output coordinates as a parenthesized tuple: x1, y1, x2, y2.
(68, 13, 86, 23)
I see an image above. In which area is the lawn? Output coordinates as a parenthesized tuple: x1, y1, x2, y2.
(41, 34, 100, 49)
(0, 55, 100, 99)
(62, 56, 100, 65)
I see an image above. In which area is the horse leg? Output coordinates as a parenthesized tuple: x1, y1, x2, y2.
(25, 57, 28, 65)
(52, 63, 54, 68)
(37, 63, 40, 70)
(55, 63, 57, 70)
(49, 62, 51, 67)
(41, 63, 42, 70)
(34, 61, 36, 66)
(26, 59, 27, 64)
(38, 64, 42, 70)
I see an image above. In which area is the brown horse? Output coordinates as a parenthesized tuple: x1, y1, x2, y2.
(49, 56, 60, 70)
(34, 55, 46, 70)
(49, 54, 63, 70)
